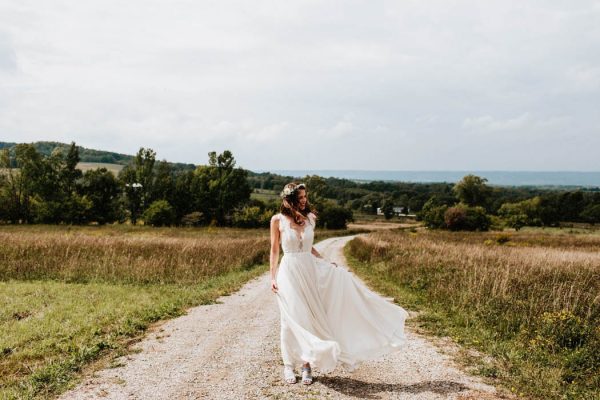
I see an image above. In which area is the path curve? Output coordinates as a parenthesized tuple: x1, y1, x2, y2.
(60, 235, 503, 400)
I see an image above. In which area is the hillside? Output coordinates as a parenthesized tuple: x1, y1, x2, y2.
(0, 141, 196, 172)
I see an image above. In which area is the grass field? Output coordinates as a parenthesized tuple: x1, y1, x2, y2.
(250, 188, 280, 202)
(346, 228, 600, 400)
(76, 162, 124, 174)
(0, 223, 368, 399)
(0, 225, 273, 399)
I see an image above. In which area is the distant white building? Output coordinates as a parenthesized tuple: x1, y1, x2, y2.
(376, 206, 410, 216)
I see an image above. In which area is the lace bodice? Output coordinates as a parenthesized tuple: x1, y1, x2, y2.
(278, 212, 315, 253)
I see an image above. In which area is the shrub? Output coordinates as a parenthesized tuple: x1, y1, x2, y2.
(317, 202, 353, 230)
(232, 206, 271, 228)
(444, 206, 467, 230)
(498, 197, 544, 230)
(419, 197, 448, 229)
(143, 200, 175, 227)
(464, 205, 491, 231)
(445, 204, 490, 231)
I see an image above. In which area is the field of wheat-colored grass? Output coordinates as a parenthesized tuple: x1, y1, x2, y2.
(347, 229, 600, 400)
(76, 162, 124, 174)
(0, 229, 270, 284)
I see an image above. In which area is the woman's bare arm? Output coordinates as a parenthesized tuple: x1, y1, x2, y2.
(270, 215, 281, 293)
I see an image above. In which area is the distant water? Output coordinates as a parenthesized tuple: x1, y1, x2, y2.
(262, 170, 600, 187)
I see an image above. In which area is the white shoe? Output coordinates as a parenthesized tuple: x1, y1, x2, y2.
(283, 366, 296, 384)
(301, 366, 313, 385)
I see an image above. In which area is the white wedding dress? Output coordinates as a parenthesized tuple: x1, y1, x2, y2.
(274, 212, 409, 373)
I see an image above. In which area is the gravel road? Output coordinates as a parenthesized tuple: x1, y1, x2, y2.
(60, 235, 505, 400)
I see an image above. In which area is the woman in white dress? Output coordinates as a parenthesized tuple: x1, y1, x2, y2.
(270, 182, 409, 385)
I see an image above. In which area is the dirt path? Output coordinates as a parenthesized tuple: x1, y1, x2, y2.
(60, 236, 503, 400)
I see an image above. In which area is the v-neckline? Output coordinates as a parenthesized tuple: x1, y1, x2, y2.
(281, 213, 309, 240)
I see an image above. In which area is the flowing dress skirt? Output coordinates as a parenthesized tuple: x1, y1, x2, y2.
(275, 252, 408, 373)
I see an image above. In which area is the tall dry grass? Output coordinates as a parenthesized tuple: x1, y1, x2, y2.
(0, 228, 270, 284)
(347, 229, 600, 399)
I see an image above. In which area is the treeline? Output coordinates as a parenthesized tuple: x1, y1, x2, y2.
(0, 143, 353, 229)
(0, 141, 196, 172)
(0, 143, 257, 227)
(250, 172, 600, 230)
(3, 141, 598, 230)
(250, 172, 599, 215)
(419, 175, 600, 230)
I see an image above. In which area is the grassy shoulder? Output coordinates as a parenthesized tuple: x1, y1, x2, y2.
(344, 229, 600, 400)
(0, 266, 266, 399)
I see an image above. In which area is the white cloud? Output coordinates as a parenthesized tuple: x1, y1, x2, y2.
(462, 113, 570, 135)
(320, 120, 357, 139)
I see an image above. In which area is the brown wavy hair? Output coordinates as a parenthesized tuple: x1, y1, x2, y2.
(279, 182, 317, 225)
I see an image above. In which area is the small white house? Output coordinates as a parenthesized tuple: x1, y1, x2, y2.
(376, 206, 410, 216)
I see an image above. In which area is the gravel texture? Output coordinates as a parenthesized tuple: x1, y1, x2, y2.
(60, 235, 506, 400)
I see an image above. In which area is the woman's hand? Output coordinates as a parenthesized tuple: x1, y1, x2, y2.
(271, 279, 278, 293)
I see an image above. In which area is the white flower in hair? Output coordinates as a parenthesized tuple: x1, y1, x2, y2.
(280, 183, 305, 198)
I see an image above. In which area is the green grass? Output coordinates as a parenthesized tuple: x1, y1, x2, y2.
(0, 266, 267, 399)
(250, 188, 280, 202)
(0, 225, 275, 399)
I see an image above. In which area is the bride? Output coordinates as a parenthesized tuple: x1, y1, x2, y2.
(270, 182, 409, 385)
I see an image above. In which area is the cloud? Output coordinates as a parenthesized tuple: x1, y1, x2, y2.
(319, 119, 358, 139)
(565, 65, 600, 91)
(211, 120, 288, 142)
(462, 113, 570, 135)
(0, 0, 599, 170)
(0, 32, 17, 73)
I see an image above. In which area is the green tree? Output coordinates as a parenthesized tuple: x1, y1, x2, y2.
(143, 200, 175, 227)
(498, 202, 529, 231)
(418, 196, 448, 229)
(119, 148, 156, 224)
(151, 160, 174, 204)
(0, 144, 45, 222)
(134, 147, 157, 209)
(580, 204, 600, 225)
(498, 197, 544, 229)
(192, 151, 251, 225)
(381, 198, 395, 220)
(80, 168, 122, 224)
(452, 175, 492, 207)
(167, 170, 194, 223)
(317, 200, 354, 229)
(558, 191, 586, 222)
(120, 167, 143, 225)
(61, 142, 82, 194)
(303, 175, 328, 202)
(43, 144, 86, 223)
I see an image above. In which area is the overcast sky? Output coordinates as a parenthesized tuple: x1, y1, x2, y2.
(1, 0, 599, 171)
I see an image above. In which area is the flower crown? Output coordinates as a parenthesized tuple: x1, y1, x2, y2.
(280, 183, 306, 199)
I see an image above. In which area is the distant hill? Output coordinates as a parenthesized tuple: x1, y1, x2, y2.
(0, 141, 196, 172)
